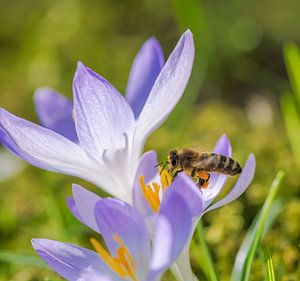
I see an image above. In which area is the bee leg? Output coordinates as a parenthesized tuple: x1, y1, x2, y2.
(172, 169, 183, 180)
(197, 171, 210, 189)
(191, 168, 197, 177)
(197, 177, 205, 187)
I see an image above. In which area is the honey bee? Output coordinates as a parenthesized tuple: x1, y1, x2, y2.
(159, 148, 242, 188)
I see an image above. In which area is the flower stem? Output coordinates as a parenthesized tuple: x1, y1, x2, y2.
(196, 221, 219, 281)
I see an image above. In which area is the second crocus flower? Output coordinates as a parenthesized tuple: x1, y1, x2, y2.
(32, 174, 200, 281)
(131, 134, 256, 281)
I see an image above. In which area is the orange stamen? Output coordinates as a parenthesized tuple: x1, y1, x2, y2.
(139, 176, 160, 212)
(139, 171, 172, 212)
(90, 235, 137, 281)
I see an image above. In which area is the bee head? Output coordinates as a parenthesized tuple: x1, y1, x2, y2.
(168, 150, 179, 171)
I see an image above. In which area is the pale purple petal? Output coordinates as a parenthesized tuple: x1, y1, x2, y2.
(66, 197, 84, 223)
(32, 239, 122, 281)
(80, 273, 115, 281)
(204, 154, 256, 213)
(0, 109, 121, 196)
(134, 30, 194, 154)
(213, 134, 232, 156)
(34, 88, 78, 142)
(94, 199, 151, 280)
(157, 190, 192, 262)
(148, 191, 192, 280)
(72, 184, 101, 232)
(73, 62, 135, 161)
(0, 109, 95, 174)
(202, 135, 232, 208)
(168, 172, 203, 218)
(132, 150, 158, 218)
(126, 37, 165, 118)
(202, 174, 227, 210)
(0, 121, 25, 159)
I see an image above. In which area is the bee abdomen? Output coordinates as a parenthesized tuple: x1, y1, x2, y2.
(219, 154, 242, 175)
(200, 153, 242, 176)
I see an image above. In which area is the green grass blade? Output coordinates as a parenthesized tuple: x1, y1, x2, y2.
(266, 249, 276, 281)
(196, 221, 219, 281)
(283, 43, 300, 103)
(231, 171, 285, 281)
(231, 200, 283, 281)
(0, 251, 47, 268)
(280, 93, 300, 167)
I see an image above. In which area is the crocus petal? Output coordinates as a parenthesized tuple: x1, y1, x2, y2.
(171, 244, 196, 281)
(148, 191, 192, 280)
(94, 199, 151, 281)
(80, 274, 114, 281)
(126, 37, 165, 118)
(213, 134, 232, 156)
(132, 150, 159, 218)
(71, 184, 101, 232)
(168, 172, 203, 219)
(0, 109, 90, 171)
(202, 135, 232, 208)
(32, 239, 122, 281)
(66, 197, 84, 224)
(73, 62, 135, 161)
(100, 141, 134, 203)
(204, 153, 256, 213)
(34, 88, 78, 142)
(0, 118, 25, 159)
(156, 174, 203, 281)
(134, 30, 195, 157)
(0, 109, 117, 194)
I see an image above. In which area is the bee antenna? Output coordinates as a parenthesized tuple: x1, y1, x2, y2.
(154, 161, 168, 168)
(159, 162, 168, 175)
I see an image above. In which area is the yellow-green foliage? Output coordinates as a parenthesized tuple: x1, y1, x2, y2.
(0, 0, 299, 280)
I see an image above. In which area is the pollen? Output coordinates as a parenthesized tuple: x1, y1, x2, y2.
(198, 171, 210, 189)
(198, 171, 210, 180)
(139, 170, 172, 212)
(90, 234, 137, 281)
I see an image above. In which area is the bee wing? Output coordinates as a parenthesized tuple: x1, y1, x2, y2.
(195, 152, 218, 170)
(189, 144, 203, 151)
(190, 155, 208, 169)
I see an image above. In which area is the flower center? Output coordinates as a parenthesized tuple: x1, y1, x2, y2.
(139, 170, 172, 212)
(90, 234, 137, 281)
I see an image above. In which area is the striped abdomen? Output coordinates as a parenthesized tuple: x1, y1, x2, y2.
(197, 153, 242, 176)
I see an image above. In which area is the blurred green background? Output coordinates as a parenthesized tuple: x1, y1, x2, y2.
(0, 0, 299, 280)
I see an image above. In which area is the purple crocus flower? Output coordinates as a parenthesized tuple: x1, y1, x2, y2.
(0, 30, 194, 203)
(32, 179, 199, 281)
(0, 88, 74, 181)
(131, 134, 256, 280)
(34, 88, 78, 143)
